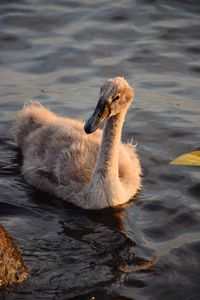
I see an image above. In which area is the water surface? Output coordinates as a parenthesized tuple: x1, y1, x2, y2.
(0, 0, 200, 299)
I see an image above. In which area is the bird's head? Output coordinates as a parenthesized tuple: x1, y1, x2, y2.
(84, 77, 134, 134)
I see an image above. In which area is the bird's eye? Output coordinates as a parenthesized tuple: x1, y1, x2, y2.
(113, 95, 120, 101)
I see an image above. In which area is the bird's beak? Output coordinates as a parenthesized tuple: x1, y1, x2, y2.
(84, 100, 110, 134)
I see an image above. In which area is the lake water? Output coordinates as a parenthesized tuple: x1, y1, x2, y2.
(0, 0, 200, 299)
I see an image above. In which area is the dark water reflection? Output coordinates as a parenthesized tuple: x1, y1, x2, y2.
(0, 0, 200, 299)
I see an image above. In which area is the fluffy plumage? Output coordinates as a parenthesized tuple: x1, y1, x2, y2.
(12, 77, 141, 209)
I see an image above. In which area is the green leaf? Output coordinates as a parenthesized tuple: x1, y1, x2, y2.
(170, 151, 200, 166)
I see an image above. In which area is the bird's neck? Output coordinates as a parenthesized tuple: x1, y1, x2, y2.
(94, 109, 126, 179)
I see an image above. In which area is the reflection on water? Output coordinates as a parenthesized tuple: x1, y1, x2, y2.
(0, 0, 200, 299)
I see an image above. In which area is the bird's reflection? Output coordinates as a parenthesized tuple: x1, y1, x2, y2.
(23, 187, 158, 294)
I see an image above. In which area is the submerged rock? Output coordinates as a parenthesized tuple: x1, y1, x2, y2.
(0, 225, 29, 287)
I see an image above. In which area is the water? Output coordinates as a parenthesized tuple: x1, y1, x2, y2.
(0, 0, 200, 299)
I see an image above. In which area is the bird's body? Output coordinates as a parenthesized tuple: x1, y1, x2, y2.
(12, 77, 141, 209)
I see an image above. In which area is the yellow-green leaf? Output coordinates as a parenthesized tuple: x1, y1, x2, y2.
(170, 151, 200, 166)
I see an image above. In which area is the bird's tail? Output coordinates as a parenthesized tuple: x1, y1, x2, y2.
(12, 100, 56, 148)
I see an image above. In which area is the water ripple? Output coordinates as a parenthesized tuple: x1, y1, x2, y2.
(0, 0, 200, 299)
